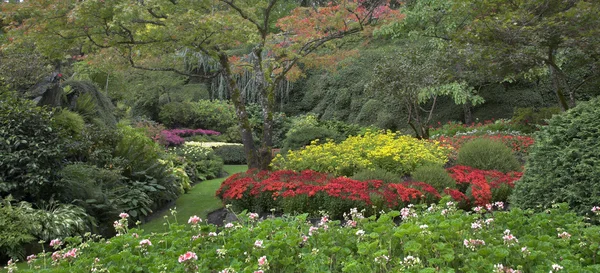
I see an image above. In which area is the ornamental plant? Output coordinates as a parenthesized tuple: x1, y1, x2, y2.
(216, 168, 521, 218)
(510, 97, 600, 218)
(272, 131, 450, 176)
(19, 202, 600, 272)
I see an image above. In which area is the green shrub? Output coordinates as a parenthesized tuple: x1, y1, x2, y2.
(457, 138, 521, 172)
(0, 90, 65, 200)
(171, 145, 224, 182)
(0, 197, 36, 261)
(510, 97, 600, 217)
(411, 164, 456, 192)
(214, 145, 247, 164)
(159, 100, 236, 132)
(53, 109, 85, 139)
(351, 168, 403, 183)
(114, 124, 181, 218)
(282, 125, 339, 152)
(511, 106, 561, 133)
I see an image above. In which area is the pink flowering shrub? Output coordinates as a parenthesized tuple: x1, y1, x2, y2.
(161, 128, 222, 147)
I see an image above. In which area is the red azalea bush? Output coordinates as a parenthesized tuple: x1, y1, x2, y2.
(217, 167, 522, 218)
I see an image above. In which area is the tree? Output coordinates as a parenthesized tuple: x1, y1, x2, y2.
(451, 0, 600, 110)
(368, 40, 483, 139)
(3, 0, 401, 169)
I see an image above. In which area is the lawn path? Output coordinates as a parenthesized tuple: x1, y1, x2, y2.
(141, 165, 247, 234)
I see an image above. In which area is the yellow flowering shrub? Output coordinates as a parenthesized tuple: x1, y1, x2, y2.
(271, 131, 450, 176)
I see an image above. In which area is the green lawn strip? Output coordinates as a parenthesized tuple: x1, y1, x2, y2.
(140, 165, 248, 234)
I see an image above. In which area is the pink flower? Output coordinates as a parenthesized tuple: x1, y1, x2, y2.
(302, 235, 309, 242)
(50, 239, 62, 247)
(557, 232, 571, 239)
(51, 251, 62, 261)
(26, 254, 36, 264)
(178, 251, 198, 263)
(502, 229, 518, 246)
(119, 212, 129, 219)
(139, 239, 152, 246)
(346, 220, 357, 227)
(224, 223, 234, 228)
(254, 240, 264, 248)
(249, 213, 259, 220)
(592, 206, 600, 214)
(258, 256, 268, 267)
(63, 248, 78, 259)
(254, 271, 264, 273)
(188, 215, 202, 225)
(308, 226, 318, 236)
(208, 232, 218, 237)
(463, 238, 485, 250)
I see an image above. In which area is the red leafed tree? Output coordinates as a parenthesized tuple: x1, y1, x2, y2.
(2, 0, 403, 169)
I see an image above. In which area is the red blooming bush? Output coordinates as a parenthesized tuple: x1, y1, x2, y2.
(217, 167, 522, 218)
(447, 165, 522, 206)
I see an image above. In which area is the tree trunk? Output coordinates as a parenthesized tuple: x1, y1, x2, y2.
(218, 53, 260, 169)
(463, 102, 473, 125)
(547, 47, 570, 111)
(251, 46, 275, 170)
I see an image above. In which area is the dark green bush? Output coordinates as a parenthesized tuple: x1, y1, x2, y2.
(511, 107, 561, 133)
(351, 168, 403, 183)
(457, 138, 521, 173)
(0, 198, 36, 261)
(159, 100, 236, 132)
(53, 109, 85, 139)
(510, 97, 600, 217)
(0, 90, 65, 200)
(213, 145, 247, 164)
(282, 125, 339, 152)
(411, 164, 456, 192)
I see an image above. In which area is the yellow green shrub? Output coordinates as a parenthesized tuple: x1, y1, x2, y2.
(271, 131, 450, 176)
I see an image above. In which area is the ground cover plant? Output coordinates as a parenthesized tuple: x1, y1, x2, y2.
(217, 168, 521, 218)
(272, 131, 450, 177)
(10, 201, 600, 273)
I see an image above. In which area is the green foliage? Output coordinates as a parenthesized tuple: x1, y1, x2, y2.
(62, 80, 117, 126)
(282, 125, 339, 152)
(213, 145, 247, 164)
(171, 145, 224, 182)
(510, 97, 600, 217)
(511, 107, 561, 133)
(457, 138, 521, 173)
(411, 164, 456, 192)
(20, 201, 91, 242)
(20, 202, 600, 272)
(159, 100, 236, 132)
(114, 124, 180, 218)
(0, 90, 64, 200)
(351, 168, 403, 183)
(0, 197, 36, 261)
(52, 109, 85, 139)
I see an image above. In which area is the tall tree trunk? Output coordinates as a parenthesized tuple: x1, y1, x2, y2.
(463, 102, 473, 125)
(251, 46, 275, 170)
(218, 53, 260, 169)
(547, 47, 570, 111)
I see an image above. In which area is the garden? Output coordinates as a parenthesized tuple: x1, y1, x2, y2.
(2, 0, 600, 272)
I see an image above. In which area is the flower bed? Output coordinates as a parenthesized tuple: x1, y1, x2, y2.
(216, 168, 521, 218)
(272, 131, 450, 176)
(15, 203, 600, 272)
(161, 128, 222, 147)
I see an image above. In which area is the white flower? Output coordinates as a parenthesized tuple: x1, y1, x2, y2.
(356, 230, 365, 236)
(224, 223, 234, 228)
(254, 240, 264, 248)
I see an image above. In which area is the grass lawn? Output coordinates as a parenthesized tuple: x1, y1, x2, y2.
(140, 165, 247, 234)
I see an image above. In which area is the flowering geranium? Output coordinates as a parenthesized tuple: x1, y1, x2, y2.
(188, 215, 202, 225)
(63, 248, 78, 260)
(502, 229, 519, 246)
(139, 239, 152, 247)
(119, 212, 129, 219)
(179, 251, 198, 263)
(254, 240, 264, 248)
(463, 239, 486, 251)
(50, 239, 62, 248)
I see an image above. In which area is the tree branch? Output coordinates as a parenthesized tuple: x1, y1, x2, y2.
(220, 0, 264, 33)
